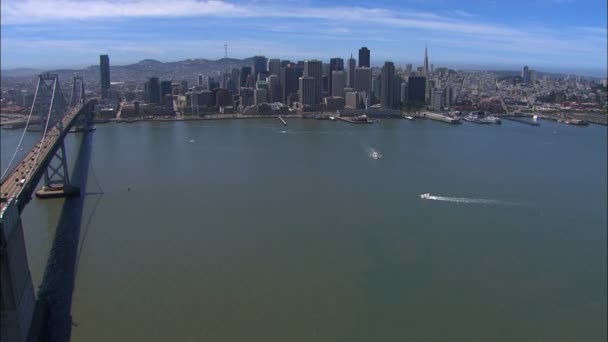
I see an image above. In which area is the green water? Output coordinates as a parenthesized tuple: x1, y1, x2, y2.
(2, 118, 606, 341)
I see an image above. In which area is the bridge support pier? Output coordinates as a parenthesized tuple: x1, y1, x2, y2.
(0, 200, 35, 342)
(35, 140, 79, 199)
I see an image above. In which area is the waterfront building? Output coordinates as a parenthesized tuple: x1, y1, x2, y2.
(408, 76, 426, 103)
(345, 91, 360, 109)
(358, 47, 370, 68)
(216, 89, 232, 107)
(381, 61, 396, 109)
(100, 54, 110, 99)
(299, 76, 316, 107)
(147, 77, 161, 104)
(303, 60, 323, 105)
(254, 88, 268, 105)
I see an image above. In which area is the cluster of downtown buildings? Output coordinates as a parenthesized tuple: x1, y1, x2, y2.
(97, 46, 449, 117)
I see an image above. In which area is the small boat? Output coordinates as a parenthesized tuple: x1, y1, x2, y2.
(532, 115, 539, 122)
(420, 193, 431, 199)
(329, 116, 336, 121)
(369, 150, 382, 160)
(405, 116, 414, 120)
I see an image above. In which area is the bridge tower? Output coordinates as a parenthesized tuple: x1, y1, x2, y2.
(33, 74, 80, 198)
(0, 200, 35, 342)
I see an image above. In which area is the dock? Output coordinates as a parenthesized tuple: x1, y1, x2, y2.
(420, 112, 461, 124)
(278, 116, 287, 126)
(335, 116, 374, 124)
(502, 116, 540, 126)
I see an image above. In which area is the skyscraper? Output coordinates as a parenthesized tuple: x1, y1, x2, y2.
(329, 58, 344, 96)
(347, 54, 356, 88)
(424, 45, 429, 77)
(408, 76, 426, 103)
(331, 70, 347, 98)
(253, 56, 267, 79)
(100, 54, 110, 99)
(147, 77, 161, 104)
(267, 59, 281, 76)
(268, 74, 281, 103)
(280, 66, 299, 105)
(240, 66, 252, 88)
(354, 67, 371, 93)
(358, 47, 370, 68)
(160, 80, 172, 106)
(381, 61, 396, 109)
(303, 60, 323, 105)
(522, 66, 530, 84)
(198, 74, 203, 87)
(299, 76, 316, 107)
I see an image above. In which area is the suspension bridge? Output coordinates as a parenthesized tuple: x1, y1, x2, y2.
(1, 73, 96, 342)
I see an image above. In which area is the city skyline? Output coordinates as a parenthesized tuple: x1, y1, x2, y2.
(1, 0, 606, 76)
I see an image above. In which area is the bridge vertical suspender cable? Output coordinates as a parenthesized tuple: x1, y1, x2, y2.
(0, 78, 42, 181)
(33, 75, 61, 170)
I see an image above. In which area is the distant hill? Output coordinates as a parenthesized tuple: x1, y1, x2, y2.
(1, 57, 257, 84)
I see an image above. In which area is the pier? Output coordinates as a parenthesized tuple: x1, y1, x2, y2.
(502, 116, 540, 126)
(420, 112, 462, 124)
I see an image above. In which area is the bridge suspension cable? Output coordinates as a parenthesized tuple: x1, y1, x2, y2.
(1, 78, 41, 180)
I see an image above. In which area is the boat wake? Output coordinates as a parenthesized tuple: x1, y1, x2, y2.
(420, 193, 511, 205)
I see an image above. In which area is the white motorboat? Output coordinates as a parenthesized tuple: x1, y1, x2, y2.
(420, 193, 431, 199)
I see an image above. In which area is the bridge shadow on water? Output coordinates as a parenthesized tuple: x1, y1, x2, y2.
(28, 130, 100, 342)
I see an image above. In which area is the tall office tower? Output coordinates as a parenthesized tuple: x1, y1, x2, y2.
(254, 88, 268, 105)
(303, 60, 323, 105)
(207, 77, 216, 90)
(354, 67, 371, 93)
(372, 74, 381, 103)
(299, 76, 316, 107)
(358, 47, 370, 68)
(253, 56, 267, 79)
(406, 64, 413, 75)
(331, 71, 347, 98)
(100, 54, 110, 99)
(380, 61, 396, 109)
(268, 74, 281, 103)
(280, 66, 299, 105)
(160, 80, 172, 106)
(329, 58, 344, 96)
(147, 77, 161, 104)
(231, 68, 239, 85)
(240, 66, 252, 89)
(408, 76, 426, 103)
(281, 60, 291, 67)
(432, 89, 444, 110)
(400, 82, 408, 102)
(522, 66, 530, 84)
(267, 59, 281, 76)
(424, 45, 429, 77)
(198, 74, 203, 86)
(392, 75, 401, 109)
(431, 64, 434, 75)
(239, 88, 254, 107)
(180, 80, 188, 94)
(347, 54, 356, 87)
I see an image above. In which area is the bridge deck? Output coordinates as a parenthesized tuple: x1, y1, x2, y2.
(0, 104, 85, 217)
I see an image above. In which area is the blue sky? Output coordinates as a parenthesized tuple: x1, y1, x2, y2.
(1, 0, 606, 76)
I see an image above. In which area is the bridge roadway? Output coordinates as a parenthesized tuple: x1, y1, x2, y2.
(0, 102, 87, 216)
